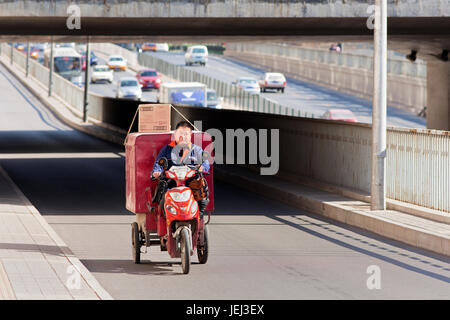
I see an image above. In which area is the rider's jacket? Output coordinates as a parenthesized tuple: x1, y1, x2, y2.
(151, 140, 210, 176)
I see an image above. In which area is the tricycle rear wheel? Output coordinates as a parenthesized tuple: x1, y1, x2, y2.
(197, 224, 209, 264)
(131, 222, 141, 264)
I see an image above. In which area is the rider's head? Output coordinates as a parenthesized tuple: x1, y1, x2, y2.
(174, 121, 193, 145)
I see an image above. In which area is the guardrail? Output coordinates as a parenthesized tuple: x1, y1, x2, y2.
(227, 43, 427, 79)
(0, 43, 115, 123)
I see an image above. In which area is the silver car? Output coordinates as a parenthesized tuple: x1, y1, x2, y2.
(233, 77, 260, 94)
(116, 77, 142, 100)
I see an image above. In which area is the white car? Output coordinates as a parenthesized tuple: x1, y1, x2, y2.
(259, 72, 286, 93)
(75, 43, 87, 54)
(185, 45, 208, 66)
(91, 65, 113, 83)
(116, 77, 142, 100)
(155, 43, 169, 52)
(107, 55, 127, 71)
(55, 42, 75, 49)
(233, 77, 260, 94)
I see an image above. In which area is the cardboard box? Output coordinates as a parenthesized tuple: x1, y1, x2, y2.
(138, 104, 171, 133)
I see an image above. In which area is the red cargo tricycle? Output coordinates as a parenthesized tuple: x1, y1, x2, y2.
(125, 132, 214, 274)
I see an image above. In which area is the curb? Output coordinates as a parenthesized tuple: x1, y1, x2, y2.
(214, 167, 450, 257)
(0, 166, 113, 300)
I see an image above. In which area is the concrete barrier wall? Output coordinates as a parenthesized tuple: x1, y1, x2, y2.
(172, 107, 450, 213)
(0, 43, 114, 122)
(225, 49, 427, 114)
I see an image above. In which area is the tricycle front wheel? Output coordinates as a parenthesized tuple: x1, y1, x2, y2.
(131, 222, 141, 264)
(181, 228, 191, 274)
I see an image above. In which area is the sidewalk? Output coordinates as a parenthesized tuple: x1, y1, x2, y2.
(0, 166, 112, 300)
(214, 165, 450, 257)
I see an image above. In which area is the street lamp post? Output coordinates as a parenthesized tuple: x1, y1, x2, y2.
(371, 0, 388, 210)
(83, 39, 91, 122)
(48, 38, 54, 97)
(26, 41, 30, 77)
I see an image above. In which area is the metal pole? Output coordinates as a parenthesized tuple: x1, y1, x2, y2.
(48, 38, 54, 97)
(371, 0, 387, 210)
(83, 39, 91, 122)
(10, 43, 13, 65)
(26, 40, 30, 77)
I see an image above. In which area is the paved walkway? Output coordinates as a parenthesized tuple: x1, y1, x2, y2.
(0, 166, 112, 300)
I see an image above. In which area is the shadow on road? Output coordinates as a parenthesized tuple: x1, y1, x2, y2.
(80, 259, 188, 276)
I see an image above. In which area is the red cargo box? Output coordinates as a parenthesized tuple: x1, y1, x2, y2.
(125, 132, 214, 214)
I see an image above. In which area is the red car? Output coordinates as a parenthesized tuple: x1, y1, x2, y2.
(136, 69, 162, 90)
(322, 109, 358, 122)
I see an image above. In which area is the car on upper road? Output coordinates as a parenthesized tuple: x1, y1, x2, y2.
(321, 109, 358, 123)
(259, 72, 287, 93)
(155, 43, 169, 52)
(107, 55, 127, 71)
(185, 45, 208, 66)
(55, 43, 75, 49)
(233, 77, 260, 94)
(14, 43, 27, 52)
(116, 77, 142, 100)
(141, 43, 157, 52)
(30, 43, 47, 63)
(81, 51, 98, 70)
(207, 89, 223, 109)
(136, 68, 162, 90)
(91, 65, 113, 84)
(75, 43, 87, 54)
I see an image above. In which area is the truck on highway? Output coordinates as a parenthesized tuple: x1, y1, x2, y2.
(157, 82, 207, 108)
(43, 46, 82, 86)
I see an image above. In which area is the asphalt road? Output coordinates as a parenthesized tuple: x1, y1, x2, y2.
(0, 63, 449, 299)
(81, 56, 157, 102)
(147, 51, 426, 128)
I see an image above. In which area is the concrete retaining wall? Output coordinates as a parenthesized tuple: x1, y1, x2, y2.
(225, 49, 427, 114)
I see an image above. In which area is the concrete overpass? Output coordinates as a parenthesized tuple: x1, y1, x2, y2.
(0, 1, 448, 51)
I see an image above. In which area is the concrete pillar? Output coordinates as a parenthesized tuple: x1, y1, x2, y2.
(426, 61, 450, 131)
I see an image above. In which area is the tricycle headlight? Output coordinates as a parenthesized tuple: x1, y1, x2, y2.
(190, 201, 198, 214)
(166, 205, 177, 215)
